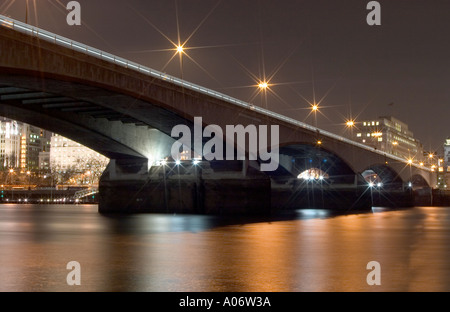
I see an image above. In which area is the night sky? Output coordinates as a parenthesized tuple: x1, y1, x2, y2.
(1, 0, 449, 152)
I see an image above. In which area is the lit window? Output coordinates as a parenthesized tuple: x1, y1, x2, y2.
(367, 133, 371, 137)
(357, 133, 362, 137)
(363, 122, 367, 126)
(376, 122, 380, 126)
(372, 122, 375, 126)
(378, 138, 383, 142)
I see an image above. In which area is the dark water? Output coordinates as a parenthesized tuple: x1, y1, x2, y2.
(1, 204, 450, 292)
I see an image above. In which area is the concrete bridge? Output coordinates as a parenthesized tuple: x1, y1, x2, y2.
(0, 15, 436, 214)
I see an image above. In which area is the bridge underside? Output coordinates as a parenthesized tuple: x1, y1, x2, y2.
(0, 72, 179, 164)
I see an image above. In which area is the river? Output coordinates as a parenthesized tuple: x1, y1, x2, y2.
(1, 204, 450, 292)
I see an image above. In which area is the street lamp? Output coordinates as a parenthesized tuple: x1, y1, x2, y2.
(8, 169, 14, 201)
(311, 103, 319, 128)
(346, 119, 356, 139)
(258, 82, 269, 90)
(407, 158, 413, 191)
(26, 171, 31, 190)
(176, 45, 185, 80)
(346, 120, 355, 127)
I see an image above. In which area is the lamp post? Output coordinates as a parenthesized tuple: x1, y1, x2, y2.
(177, 45, 184, 80)
(369, 181, 374, 207)
(26, 171, 31, 191)
(407, 159, 413, 192)
(9, 169, 14, 201)
(44, 173, 54, 202)
(312, 104, 319, 128)
(346, 120, 355, 140)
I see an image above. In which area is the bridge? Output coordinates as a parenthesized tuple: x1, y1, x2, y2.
(0, 15, 436, 214)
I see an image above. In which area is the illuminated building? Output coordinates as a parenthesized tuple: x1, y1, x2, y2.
(440, 138, 450, 189)
(0, 118, 51, 171)
(0, 118, 21, 169)
(50, 134, 108, 171)
(445, 138, 450, 172)
(39, 151, 50, 172)
(20, 124, 52, 171)
(354, 116, 424, 162)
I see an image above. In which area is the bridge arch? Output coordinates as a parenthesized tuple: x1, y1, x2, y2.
(270, 143, 363, 185)
(362, 164, 404, 190)
(411, 174, 431, 189)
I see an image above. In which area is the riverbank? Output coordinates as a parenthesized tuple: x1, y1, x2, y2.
(0, 189, 98, 204)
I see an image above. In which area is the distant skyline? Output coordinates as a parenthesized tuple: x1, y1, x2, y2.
(1, 0, 449, 151)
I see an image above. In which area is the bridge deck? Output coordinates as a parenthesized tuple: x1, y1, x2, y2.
(0, 14, 429, 172)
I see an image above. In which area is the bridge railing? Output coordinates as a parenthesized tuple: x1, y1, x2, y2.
(0, 15, 430, 172)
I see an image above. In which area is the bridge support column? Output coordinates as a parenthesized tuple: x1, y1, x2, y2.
(98, 158, 149, 213)
(98, 159, 272, 215)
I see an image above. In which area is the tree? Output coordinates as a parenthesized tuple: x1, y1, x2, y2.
(50, 155, 109, 186)
(75, 156, 109, 185)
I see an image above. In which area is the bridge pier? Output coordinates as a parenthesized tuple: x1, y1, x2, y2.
(97, 159, 420, 214)
(100, 159, 414, 214)
(98, 158, 149, 213)
(98, 160, 272, 215)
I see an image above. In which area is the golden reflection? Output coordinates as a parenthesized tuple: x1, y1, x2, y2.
(3, 206, 450, 291)
(220, 222, 295, 292)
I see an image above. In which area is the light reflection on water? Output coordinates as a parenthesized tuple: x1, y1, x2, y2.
(1, 204, 450, 292)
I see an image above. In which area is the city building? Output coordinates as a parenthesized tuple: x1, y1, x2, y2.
(50, 134, 109, 185)
(39, 151, 51, 172)
(0, 117, 21, 169)
(20, 124, 52, 171)
(353, 116, 424, 162)
(439, 138, 450, 189)
(445, 138, 450, 171)
(0, 118, 52, 172)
